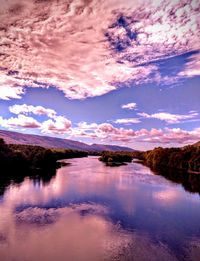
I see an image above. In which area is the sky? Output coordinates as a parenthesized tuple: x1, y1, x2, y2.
(0, 0, 200, 150)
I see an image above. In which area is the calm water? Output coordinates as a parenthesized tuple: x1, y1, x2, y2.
(0, 156, 200, 261)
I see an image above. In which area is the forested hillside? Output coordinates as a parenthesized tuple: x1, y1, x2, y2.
(141, 145, 200, 173)
(0, 129, 133, 152)
(0, 138, 88, 171)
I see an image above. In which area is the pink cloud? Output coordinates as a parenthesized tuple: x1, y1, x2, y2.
(71, 122, 200, 146)
(0, 115, 41, 128)
(138, 111, 199, 124)
(121, 103, 137, 110)
(179, 52, 200, 77)
(0, 0, 199, 100)
(114, 118, 141, 124)
(0, 111, 200, 146)
(0, 85, 24, 100)
(41, 116, 72, 134)
(96, 123, 135, 142)
(0, 104, 71, 134)
(9, 104, 57, 118)
(135, 127, 200, 145)
(77, 122, 98, 130)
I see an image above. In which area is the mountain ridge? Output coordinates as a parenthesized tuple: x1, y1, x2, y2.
(193, 141, 200, 147)
(0, 129, 134, 152)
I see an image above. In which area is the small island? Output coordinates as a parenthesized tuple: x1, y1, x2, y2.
(98, 143, 200, 175)
(99, 151, 133, 166)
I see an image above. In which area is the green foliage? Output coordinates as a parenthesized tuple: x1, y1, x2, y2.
(99, 151, 133, 164)
(0, 139, 22, 168)
(51, 148, 88, 160)
(0, 140, 88, 171)
(141, 145, 200, 173)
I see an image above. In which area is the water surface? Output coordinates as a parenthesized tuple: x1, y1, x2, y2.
(0, 157, 200, 261)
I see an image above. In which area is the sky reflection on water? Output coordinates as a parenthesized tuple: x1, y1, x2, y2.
(0, 157, 200, 261)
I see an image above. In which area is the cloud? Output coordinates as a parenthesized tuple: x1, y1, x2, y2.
(0, 0, 199, 100)
(0, 104, 71, 134)
(0, 72, 36, 100)
(96, 123, 135, 142)
(0, 114, 41, 128)
(138, 127, 200, 145)
(121, 103, 137, 110)
(1, 111, 200, 145)
(41, 116, 71, 134)
(71, 121, 200, 145)
(0, 85, 24, 101)
(9, 104, 57, 118)
(0, 86, 23, 100)
(114, 118, 141, 124)
(138, 111, 199, 124)
(77, 122, 98, 130)
(179, 52, 200, 77)
(70, 122, 136, 142)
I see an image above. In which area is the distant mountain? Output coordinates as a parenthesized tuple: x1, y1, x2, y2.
(193, 141, 200, 147)
(0, 129, 134, 152)
(89, 143, 133, 152)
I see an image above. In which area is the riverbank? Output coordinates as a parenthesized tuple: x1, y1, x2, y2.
(0, 156, 199, 261)
(136, 145, 200, 174)
(0, 138, 88, 179)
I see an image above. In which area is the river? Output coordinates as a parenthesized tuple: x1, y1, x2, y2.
(0, 156, 200, 261)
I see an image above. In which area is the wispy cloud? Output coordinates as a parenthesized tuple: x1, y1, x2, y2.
(138, 111, 199, 124)
(121, 103, 137, 110)
(77, 122, 98, 130)
(114, 118, 140, 124)
(179, 52, 200, 78)
(0, 0, 199, 100)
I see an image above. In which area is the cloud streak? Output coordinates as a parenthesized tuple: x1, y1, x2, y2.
(114, 118, 141, 124)
(138, 111, 199, 124)
(121, 103, 137, 110)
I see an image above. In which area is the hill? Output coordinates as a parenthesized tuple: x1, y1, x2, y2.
(0, 129, 134, 152)
(193, 141, 200, 147)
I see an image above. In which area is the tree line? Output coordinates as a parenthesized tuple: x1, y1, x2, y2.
(98, 146, 200, 193)
(99, 151, 133, 166)
(98, 144, 200, 174)
(140, 145, 200, 173)
(0, 138, 88, 171)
